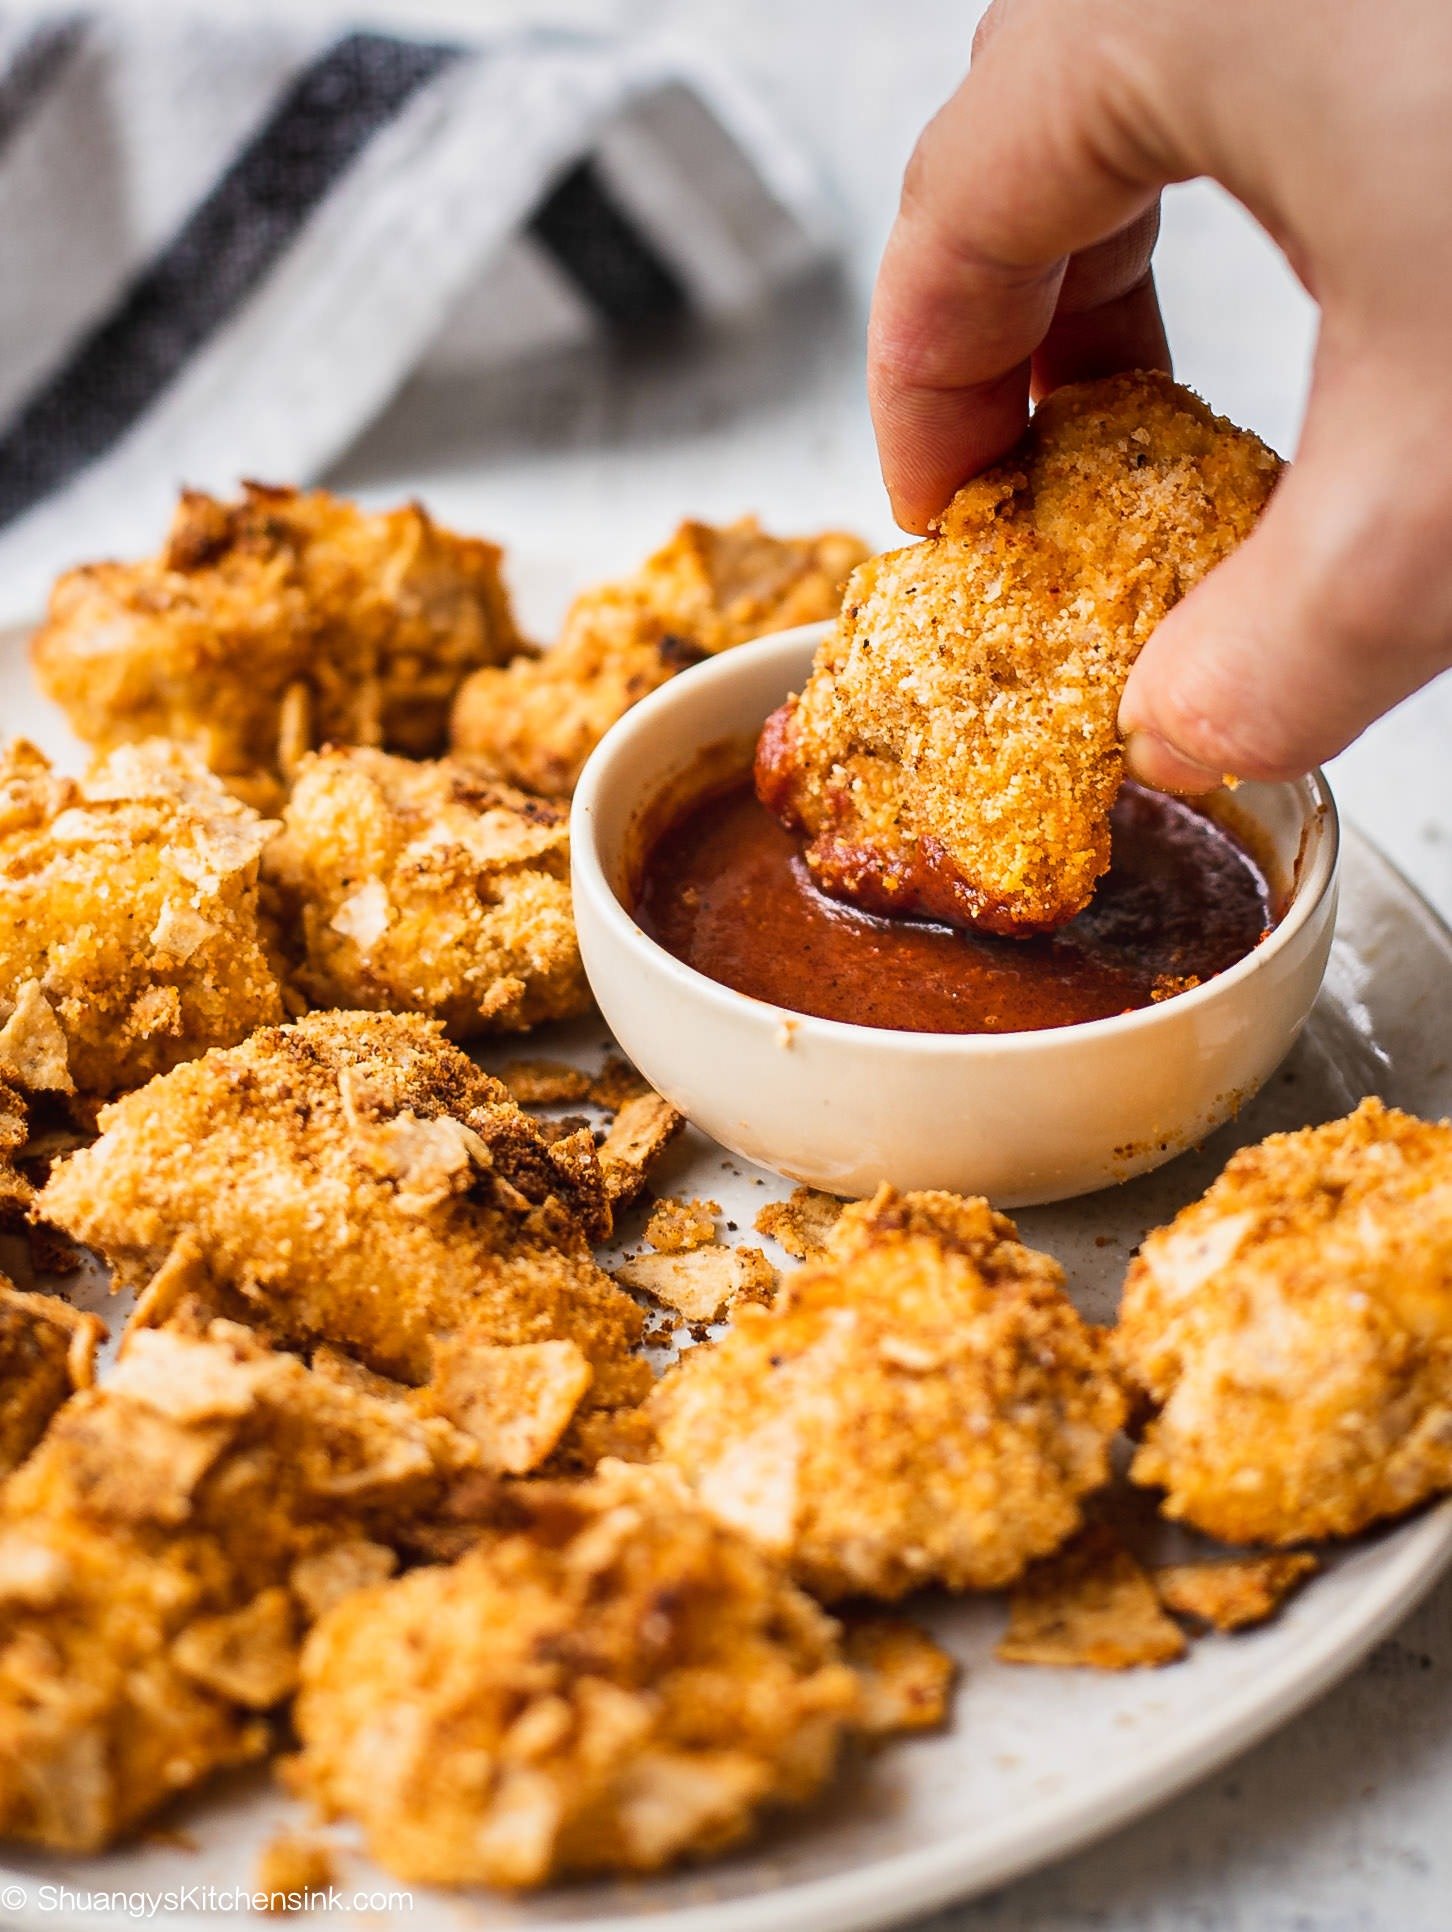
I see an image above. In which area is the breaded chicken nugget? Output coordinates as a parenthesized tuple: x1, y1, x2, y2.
(450, 517, 866, 798)
(39, 1013, 644, 1396)
(287, 1460, 862, 1887)
(756, 373, 1282, 934)
(0, 1318, 475, 1851)
(31, 484, 521, 807)
(264, 748, 588, 1037)
(650, 1185, 1123, 1599)
(0, 739, 284, 1098)
(1116, 1098, 1452, 1543)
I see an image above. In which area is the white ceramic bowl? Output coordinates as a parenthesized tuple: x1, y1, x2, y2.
(571, 623, 1340, 1205)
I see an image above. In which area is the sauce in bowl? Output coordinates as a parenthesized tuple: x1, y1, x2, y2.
(634, 772, 1276, 1035)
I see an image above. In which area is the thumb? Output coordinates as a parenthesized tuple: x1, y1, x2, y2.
(1118, 359, 1452, 791)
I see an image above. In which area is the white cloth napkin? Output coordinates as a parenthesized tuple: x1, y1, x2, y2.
(0, 11, 837, 624)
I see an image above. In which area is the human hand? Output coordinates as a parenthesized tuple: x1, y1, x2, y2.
(868, 0, 1452, 790)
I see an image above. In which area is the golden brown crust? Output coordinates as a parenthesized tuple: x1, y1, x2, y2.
(757, 373, 1282, 934)
(451, 518, 866, 798)
(31, 484, 521, 802)
(0, 1318, 476, 1851)
(264, 748, 589, 1037)
(0, 1280, 105, 1477)
(0, 738, 285, 1097)
(39, 1012, 641, 1391)
(287, 1460, 862, 1886)
(1115, 1097, 1452, 1543)
(650, 1185, 1124, 1599)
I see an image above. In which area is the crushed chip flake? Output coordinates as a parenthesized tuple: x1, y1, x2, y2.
(497, 1059, 591, 1106)
(1154, 1553, 1320, 1632)
(0, 982, 75, 1094)
(588, 1056, 649, 1113)
(843, 1619, 957, 1735)
(420, 1335, 594, 1474)
(645, 1196, 720, 1254)
(997, 1528, 1187, 1671)
(290, 1540, 399, 1620)
(598, 1089, 686, 1206)
(615, 1245, 776, 1323)
(171, 1586, 300, 1708)
(754, 1186, 844, 1259)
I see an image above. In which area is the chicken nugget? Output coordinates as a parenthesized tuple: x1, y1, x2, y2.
(756, 373, 1282, 934)
(0, 1318, 475, 1851)
(1116, 1098, 1452, 1543)
(287, 1459, 862, 1887)
(264, 748, 589, 1037)
(40, 1012, 643, 1394)
(0, 739, 284, 1098)
(650, 1185, 1123, 1599)
(451, 517, 866, 798)
(32, 484, 521, 806)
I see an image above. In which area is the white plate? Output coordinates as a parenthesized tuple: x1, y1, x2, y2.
(2, 636, 1452, 1932)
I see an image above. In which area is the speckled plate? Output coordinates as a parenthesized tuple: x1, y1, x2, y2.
(2, 632, 1451, 1932)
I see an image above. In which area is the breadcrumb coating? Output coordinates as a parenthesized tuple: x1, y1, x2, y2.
(0, 1280, 104, 1477)
(39, 1012, 643, 1393)
(0, 738, 284, 1097)
(650, 1186, 1123, 1599)
(31, 484, 521, 805)
(0, 1318, 475, 1851)
(1115, 1098, 1452, 1543)
(287, 1460, 862, 1887)
(451, 517, 866, 797)
(756, 373, 1282, 934)
(264, 748, 589, 1037)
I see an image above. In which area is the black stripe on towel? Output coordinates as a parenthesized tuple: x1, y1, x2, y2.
(0, 15, 87, 159)
(0, 29, 461, 531)
(529, 157, 689, 328)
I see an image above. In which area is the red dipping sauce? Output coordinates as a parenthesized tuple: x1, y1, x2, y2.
(633, 771, 1276, 1035)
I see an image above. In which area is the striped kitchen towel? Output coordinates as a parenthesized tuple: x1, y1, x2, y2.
(0, 11, 837, 622)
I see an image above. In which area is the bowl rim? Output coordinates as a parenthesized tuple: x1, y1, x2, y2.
(571, 621, 1341, 1059)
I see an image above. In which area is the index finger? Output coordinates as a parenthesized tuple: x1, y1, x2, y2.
(868, 1, 1175, 530)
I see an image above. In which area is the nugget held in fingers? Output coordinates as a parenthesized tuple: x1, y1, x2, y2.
(0, 739, 284, 1098)
(650, 1186, 1123, 1599)
(756, 374, 1282, 934)
(287, 1461, 863, 1887)
(32, 485, 521, 806)
(265, 749, 589, 1037)
(1116, 1097, 1452, 1544)
(39, 1013, 643, 1395)
(451, 518, 866, 798)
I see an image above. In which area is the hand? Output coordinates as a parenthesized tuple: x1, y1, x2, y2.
(868, 0, 1452, 790)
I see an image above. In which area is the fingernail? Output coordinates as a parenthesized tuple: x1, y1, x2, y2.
(1122, 729, 1228, 797)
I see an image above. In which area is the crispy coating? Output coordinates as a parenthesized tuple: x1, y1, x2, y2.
(264, 749, 589, 1037)
(0, 739, 284, 1098)
(1115, 1097, 1452, 1544)
(0, 1280, 104, 1477)
(650, 1186, 1124, 1599)
(39, 1012, 644, 1394)
(615, 1244, 776, 1323)
(644, 1196, 721, 1254)
(755, 1185, 844, 1259)
(756, 373, 1283, 934)
(32, 485, 521, 805)
(287, 1460, 862, 1887)
(451, 518, 867, 798)
(0, 1318, 475, 1851)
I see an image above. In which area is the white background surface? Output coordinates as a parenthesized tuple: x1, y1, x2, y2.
(34, 2, 1452, 1927)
